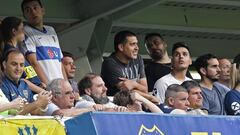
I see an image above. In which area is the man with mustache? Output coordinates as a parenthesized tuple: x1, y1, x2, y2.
(153, 42, 192, 103)
(101, 31, 148, 96)
(76, 73, 127, 112)
(144, 33, 192, 93)
(194, 54, 228, 115)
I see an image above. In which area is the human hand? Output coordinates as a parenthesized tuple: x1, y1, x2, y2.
(10, 97, 25, 110)
(118, 77, 137, 91)
(36, 91, 52, 107)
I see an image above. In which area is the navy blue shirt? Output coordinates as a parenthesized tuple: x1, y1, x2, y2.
(0, 75, 34, 103)
(3, 44, 41, 87)
(224, 90, 240, 115)
(157, 104, 174, 114)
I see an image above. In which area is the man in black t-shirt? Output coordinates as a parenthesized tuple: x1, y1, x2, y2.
(101, 31, 148, 96)
(144, 33, 192, 92)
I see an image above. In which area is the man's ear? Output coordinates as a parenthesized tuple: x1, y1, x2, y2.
(118, 44, 124, 52)
(84, 88, 91, 95)
(200, 67, 207, 76)
(2, 61, 6, 70)
(167, 97, 174, 106)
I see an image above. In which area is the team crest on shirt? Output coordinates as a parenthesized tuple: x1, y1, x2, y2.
(23, 89, 29, 99)
(47, 49, 55, 58)
(231, 102, 240, 111)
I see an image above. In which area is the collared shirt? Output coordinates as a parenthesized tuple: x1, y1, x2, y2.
(0, 75, 34, 103)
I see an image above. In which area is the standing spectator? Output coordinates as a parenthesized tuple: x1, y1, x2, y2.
(20, 0, 66, 85)
(224, 59, 240, 115)
(214, 58, 231, 91)
(144, 33, 192, 92)
(195, 54, 228, 115)
(153, 42, 192, 103)
(101, 31, 147, 96)
(62, 51, 80, 101)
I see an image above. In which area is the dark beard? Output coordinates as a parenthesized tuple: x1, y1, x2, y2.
(206, 74, 219, 82)
(150, 50, 164, 61)
(91, 95, 109, 104)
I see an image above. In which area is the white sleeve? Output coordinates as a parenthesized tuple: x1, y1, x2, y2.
(75, 100, 96, 108)
(45, 103, 60, 116)
(153, 79, 168, 104)
(22, 30, 37, 54)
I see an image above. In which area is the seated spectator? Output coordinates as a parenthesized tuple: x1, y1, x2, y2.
(45, 78, 93, 116)
(224, 60, 240, 115)
(62, 51, 80, 101)
(113, 91, 163, 113)
(214, 58, 231, 91)
(158, 84, 190, 114)
(0, 49, 51, 115)
(181, 81, 207, 115)
(0, 16, 44, 93)
(101, 31, 148, 96)
(144, 33, 192, 92)
(195, 54, 228, 115)
(153, 42, 192, 103)
(76, 73, 127, 112)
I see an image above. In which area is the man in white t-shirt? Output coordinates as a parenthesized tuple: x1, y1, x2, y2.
(153, 42, 192, 103)
(20, 0, 66, 85)
(45, 78, 92, 116)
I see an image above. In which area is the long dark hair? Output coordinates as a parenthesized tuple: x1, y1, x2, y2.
(0, 17, 23, 76)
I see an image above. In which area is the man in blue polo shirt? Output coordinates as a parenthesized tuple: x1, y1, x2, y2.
(0, 49, 51, 115)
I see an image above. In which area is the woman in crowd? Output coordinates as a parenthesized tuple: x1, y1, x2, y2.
(113, 90, 163, 113)
(224, 57, 240, 115)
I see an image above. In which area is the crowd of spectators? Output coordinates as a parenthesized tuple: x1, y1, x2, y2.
(0, 0, 240, 117)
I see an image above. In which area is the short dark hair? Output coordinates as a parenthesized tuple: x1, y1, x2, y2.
(21, 0, 43, 13)
(113, 90, 134, 107)
(144, 33, 164, 48)
(172, 42, 190, 56)
(62, 51, 75, 60)
(181, 80, 200, 93)
(194, 53, 217, 76)
(114, 30, 136, 52)
(3, 48, 23, 62)
(233, 54, 240, 64)
(78, 73, 99, 95)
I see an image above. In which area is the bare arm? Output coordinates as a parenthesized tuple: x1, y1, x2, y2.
(23, 79, 45, 94)
(26, 53, 48, 84)
(134, 90, 160, 104)
(0, 98, 24, 112)
(131, 92, 163, 113)
(117, 78, 148, 93)
(52, 108, 93, 117)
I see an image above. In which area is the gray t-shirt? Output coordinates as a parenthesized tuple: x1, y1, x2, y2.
(101, 53, 146, 96)
(201, 84, 227, 115)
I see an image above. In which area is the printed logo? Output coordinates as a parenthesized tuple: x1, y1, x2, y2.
(18, 125, 38, 135)
(138, 124, 164, 135)
(231, 102, 240, 111)
(47, 49, 54, 59)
